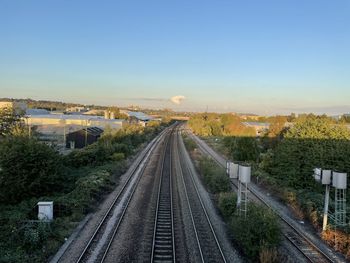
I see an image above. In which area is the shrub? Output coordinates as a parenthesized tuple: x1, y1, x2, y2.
(111, 152, 125, 161)
(199, 157, 230, 193)
(230, 203, 281, 260)
(0, 136, 64, 204)
(218, 192, 237, 219)
(183, 136, 197, 151)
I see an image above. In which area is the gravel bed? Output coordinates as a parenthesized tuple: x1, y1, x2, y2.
(173, 140, 204, 262)
(170, 135, 190, 263)
(102, 140, 164, 262)
(177, 131, 243, 262)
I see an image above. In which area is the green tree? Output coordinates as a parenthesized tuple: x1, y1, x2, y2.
(268, 115, 350, 188)
(224, 136, 260, 162)
(0, 107, 24, 137)
(0, 136, 64, 204)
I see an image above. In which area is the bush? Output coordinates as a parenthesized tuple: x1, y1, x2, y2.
(199, 157, 230, 193)
(112, 152, 125, 161)
(183, 136, 197, 151)
(0, 136, 64, 204)
(218, 192, 237, 219)
(56, 168, 113, 215)
(230, 203, 281, 260)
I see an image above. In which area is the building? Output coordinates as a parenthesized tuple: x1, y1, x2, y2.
(242, 122, 270, 136)
(24, 113, 124, 148)
(66, 127, 104, 149)
(25, 108, 50, 115)
(65, 106, 86, 113)
(26, 114, 124, 129)
(239, 114, 261, 121)
(123, 111, 154, 126)
(0, 101, 27, 114)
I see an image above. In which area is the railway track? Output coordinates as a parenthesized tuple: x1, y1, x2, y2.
(151, 129, 176, 262)
(186, 129, 337, 263)
(74, 128, 171, 263)
(175, 128, 227, 263)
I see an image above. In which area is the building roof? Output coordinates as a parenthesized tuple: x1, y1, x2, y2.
(27, 114, 123, 122)
(26, 109, 50, 115)
(70, 126, 104, 136)
(243, 122, 270, 127)
(84, 127, 104, 136)
(127, 111, 153, 121)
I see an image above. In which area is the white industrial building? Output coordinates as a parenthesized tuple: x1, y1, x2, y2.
(25, 113, 124, 149)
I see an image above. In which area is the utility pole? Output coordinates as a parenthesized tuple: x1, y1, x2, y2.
(85, 121, 88, 147)
(25, 116, 31, 137)
(85, 118, 91, 147)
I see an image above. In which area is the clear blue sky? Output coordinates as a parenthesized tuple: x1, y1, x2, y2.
(1, 0, 349, 114)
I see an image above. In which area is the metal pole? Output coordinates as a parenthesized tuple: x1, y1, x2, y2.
(28, 119, 31, 137)
(226, 161, 229, 176)
(237, 181, 241, 209)
(322, 184, 330, 231)
(85, 122, 88, 147)
(63, 123, 66, 145)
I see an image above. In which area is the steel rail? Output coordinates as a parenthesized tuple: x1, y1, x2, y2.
(150, 128, 176, 262)
(173, 133, 205, 263)
(75, 127, 171, 263)
(176, 128, 227, 263)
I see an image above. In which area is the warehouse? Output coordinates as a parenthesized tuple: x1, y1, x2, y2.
(66, 127, 104, 149)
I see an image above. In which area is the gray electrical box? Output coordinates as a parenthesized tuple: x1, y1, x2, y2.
(38, 201, 53, 221)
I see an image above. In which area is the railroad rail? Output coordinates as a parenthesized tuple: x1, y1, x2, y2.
(186, 129, 337, 263)
(75, 127, 171, 263)
(151, 129, 176, 262)
(175, 128, 227, 263)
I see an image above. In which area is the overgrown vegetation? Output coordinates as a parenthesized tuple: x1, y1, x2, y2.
(184, 136, 281, 262)
(226, 202, 281, 261)
(188, 113, 256, 137)
(188, 112, 350, 258)
(0, 107, 169, 262)
(198, 157, 230, 193)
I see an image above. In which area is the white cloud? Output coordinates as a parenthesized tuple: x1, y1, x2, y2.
(170, 95, 186, 105)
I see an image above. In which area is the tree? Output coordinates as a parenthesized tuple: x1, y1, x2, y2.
(0, 107, 24, 137)
(224, 136, 260, 162)
(267, 116, 287, 138)
(0, 136, 64, 204)
(267, 115, 350, 189)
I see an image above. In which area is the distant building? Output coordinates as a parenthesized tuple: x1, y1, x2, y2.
(123, 111, 154, 126)
(25, 108, 50, 115)
(26, 114, 124, 129)
(0, 101, 27, 114)
(66, 127, 104, 149)
(239, 114, 261, 121)
(65, 106, 86, 113)
(242, 122, 270, 136)
(83, 109, 105, 116)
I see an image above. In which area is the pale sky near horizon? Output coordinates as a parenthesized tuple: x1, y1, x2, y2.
(0, 1, 349, 115)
